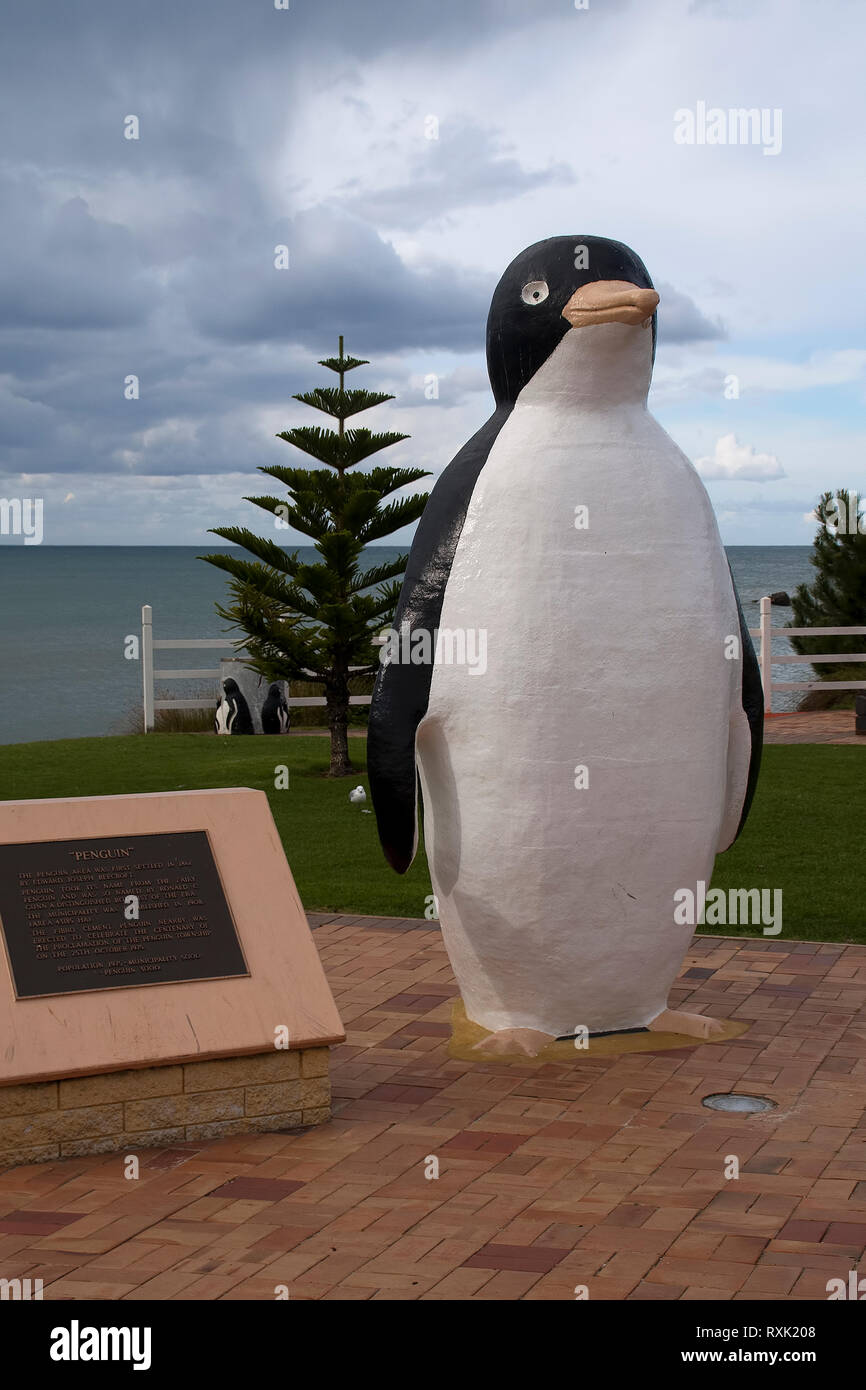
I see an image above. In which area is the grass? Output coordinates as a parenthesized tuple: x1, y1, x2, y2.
(708, 743, 863, 943)
(0, 736, 862, 943)
(0, 734, 431, 917)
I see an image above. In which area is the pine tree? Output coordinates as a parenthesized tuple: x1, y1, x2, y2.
(202, 338, 431, 775)
(789, 490, 866, 699)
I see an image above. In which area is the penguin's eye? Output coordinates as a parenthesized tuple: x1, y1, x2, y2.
(521, 280, 549, 306)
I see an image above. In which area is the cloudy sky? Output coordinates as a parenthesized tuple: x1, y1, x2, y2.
(1, 0, 863, 546)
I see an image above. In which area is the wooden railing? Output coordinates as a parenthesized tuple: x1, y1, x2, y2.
(141, 605, 379, 732)
(748, 596, 866, 714)
(142, 598, 866, 730)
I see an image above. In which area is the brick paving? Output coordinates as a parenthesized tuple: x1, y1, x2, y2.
(283, 714, 866, 745)
(0, 916, 864, 1301)
(764, 711, 864, 745)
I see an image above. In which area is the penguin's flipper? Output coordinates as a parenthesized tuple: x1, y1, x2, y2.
(368, 407, 512, 874)
(718, 567, 763, 851)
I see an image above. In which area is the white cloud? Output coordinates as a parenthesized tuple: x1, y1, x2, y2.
(694, 433, 785, 481)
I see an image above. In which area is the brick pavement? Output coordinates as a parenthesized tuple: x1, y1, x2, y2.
(0, 918, 864, 1301)
(764, 711, 864, 745)
(295, 712, 865, 745)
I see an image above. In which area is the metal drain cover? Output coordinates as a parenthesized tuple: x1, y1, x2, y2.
(702, 1092, 775, 1113)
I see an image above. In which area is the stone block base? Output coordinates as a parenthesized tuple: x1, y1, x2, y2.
(0, 1047, 330, 1170)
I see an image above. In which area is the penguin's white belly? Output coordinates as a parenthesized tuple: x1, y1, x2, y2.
(417, 400, 741, 1035)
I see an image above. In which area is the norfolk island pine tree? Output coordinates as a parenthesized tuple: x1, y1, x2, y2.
(202, 338, 431, 775)
(789, 489, 866, 706)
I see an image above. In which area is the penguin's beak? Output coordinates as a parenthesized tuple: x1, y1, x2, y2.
(562, 280, 659, 329)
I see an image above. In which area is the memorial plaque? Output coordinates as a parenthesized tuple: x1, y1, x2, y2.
(0, 830, 249, 999)
(0, 789, 344, 1091)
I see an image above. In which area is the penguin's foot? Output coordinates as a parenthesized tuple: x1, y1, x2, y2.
(472, 1027, 556, 1058)
(648, 1008, 726, 1040)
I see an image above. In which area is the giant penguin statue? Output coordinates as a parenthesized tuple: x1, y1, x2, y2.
(368, 235, 762, 1057)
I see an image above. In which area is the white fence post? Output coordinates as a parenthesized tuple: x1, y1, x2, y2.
(759, 596, 773, 714)
(142, 604, 154, 733)
(138, 603, 866, 729)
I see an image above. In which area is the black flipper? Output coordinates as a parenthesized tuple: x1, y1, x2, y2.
(727, 564, 764, 843)
(368, 405, 512, 873)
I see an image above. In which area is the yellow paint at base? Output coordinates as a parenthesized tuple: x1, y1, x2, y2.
(447, 999, 750, 1064)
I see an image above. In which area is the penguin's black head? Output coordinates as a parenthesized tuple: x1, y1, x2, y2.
(223, 679, 239, 694)
(485, 235, 658, 406)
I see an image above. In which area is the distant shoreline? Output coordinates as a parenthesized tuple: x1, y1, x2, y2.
(0, 544, 815, 744)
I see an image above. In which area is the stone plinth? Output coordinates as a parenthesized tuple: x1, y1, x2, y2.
(0, 1048, 330, 1169)
(0, 788, 344, 1168)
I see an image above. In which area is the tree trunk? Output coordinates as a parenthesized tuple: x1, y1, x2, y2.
(325, 669, 355, 777)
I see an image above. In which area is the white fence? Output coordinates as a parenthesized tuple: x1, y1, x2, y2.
(142, 597, 866, 731)
(748, 595, 866, 714)
(141, 604, 380, 732)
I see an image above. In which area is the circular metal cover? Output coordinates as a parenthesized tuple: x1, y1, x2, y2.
(702, 1092, 775, 1113)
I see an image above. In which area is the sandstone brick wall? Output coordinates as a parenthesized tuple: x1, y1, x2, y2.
(0, 1047, 330, 1170)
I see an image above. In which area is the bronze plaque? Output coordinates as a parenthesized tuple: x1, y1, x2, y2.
(0, 831, 248, 999)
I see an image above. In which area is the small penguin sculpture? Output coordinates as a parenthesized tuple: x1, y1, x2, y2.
(261, 682, 291, 735)
(217, 678, 254, 736)
(214, 693, 232, 735)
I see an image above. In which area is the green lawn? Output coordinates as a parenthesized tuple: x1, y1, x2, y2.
(708, 743, 864, 943)
(0, 735, 862, 943)
(0, 735, 432, 918)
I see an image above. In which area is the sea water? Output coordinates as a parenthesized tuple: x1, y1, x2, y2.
(0, 545, 813, 746)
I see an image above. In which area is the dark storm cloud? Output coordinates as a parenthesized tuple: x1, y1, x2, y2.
(337, 121, 577, 231)
(0, 173, 496, 478)
(0, 0, 563, 77)
(0, 0, 562, 174)
(0, 0, 704, 488)
(0, 323, 317, 476)
(180, 205, 494, 351)
(0, 176, 158, 331)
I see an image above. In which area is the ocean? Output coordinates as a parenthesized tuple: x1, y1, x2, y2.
(0, 545, 814, 746)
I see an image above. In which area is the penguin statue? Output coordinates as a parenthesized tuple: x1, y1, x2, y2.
(216, 678, 254, 736)
(261, 681, 291, 735)
(368, 235, 762, 1057)
(214, 693, 232, 735)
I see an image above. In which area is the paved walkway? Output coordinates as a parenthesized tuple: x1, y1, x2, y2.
(764, 711, 863, 745)
(288, 714, 866, 745)
(1, 917, 864, 1301)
